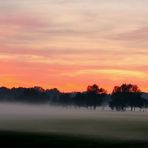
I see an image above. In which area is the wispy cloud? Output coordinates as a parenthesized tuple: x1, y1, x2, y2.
(0, 0, 148, 92)
(114, 27, 148, 41)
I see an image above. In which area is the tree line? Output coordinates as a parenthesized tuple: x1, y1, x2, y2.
(0, 84, 147, 111)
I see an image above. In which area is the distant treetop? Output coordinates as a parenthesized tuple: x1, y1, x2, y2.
(87, 84, 107, 94)
(112, 83, 141, 94)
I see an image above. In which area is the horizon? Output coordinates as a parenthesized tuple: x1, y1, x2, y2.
(0, 83, 147, 94)
(0, 0, 148, 93)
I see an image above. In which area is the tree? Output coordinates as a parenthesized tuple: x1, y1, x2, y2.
(110, 84, 143, 111)
(86, 84, 107, 110)
(112, 84, 141, 94)
(87, 84, 107, 94)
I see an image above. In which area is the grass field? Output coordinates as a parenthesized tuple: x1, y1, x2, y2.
(1, 131, 148, 148)
(0, 103, 148, 147)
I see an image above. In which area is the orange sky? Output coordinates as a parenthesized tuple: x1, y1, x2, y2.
(0, 0, 148, 92)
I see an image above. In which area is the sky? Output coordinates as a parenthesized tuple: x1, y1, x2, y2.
(0, 0, 148, 92)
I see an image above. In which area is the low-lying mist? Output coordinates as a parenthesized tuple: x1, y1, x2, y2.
(0, 102, 148, 141)
(0, 102, 106, 119)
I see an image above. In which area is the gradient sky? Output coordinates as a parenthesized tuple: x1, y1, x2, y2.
(0, 0, 148, 92)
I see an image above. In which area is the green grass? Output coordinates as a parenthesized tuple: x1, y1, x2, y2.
(0, 131, 148, 148)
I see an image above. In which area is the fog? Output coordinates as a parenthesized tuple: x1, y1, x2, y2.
(0, 102, 148, 141)
(0, 103, 108, 119)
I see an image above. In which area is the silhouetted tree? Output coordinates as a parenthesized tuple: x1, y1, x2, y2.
(0, 87, 11, 101)
(110, 84, 144, 111)
(0, 84, 146, 111)
(87, 84, 107, 94)
(19, 87, 48, 103)
(85, 84, 107, 110)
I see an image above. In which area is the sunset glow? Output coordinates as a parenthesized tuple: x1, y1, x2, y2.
(0, 0, 148, 92)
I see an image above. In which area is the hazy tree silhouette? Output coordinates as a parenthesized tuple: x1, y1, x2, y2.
(87, 84, 107, 95)
(110, 84, 144, 111)
(19, 87, 48, 103)
(85, 84, 107, 110)
(0, 84, 147, 111)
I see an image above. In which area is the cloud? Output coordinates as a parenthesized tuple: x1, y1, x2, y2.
(111, 26, 148, 49)
(0, 15, 46, 30)
(114, 27, 148, 41)
(0, 0, 148, 92)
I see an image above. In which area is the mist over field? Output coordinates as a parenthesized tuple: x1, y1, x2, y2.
(0, 102, 148, 141)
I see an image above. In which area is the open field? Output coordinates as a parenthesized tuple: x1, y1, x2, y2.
(0, 103, 148, 147)
(1, 131, 148, 148)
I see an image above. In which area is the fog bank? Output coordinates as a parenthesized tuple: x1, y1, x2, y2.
(0, 103, 148, 141)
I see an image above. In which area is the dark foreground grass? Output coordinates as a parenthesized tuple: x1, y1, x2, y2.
(0, 131, 148, 148)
